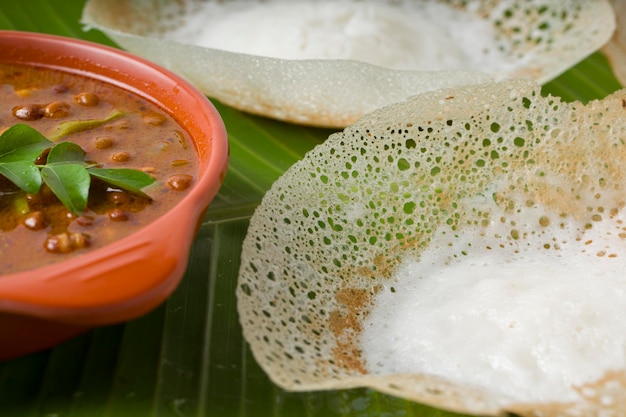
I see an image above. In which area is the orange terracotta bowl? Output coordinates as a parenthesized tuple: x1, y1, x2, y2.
(0, 31, 229, 360)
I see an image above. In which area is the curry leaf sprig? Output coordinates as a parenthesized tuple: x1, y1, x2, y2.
(0, 124, 156, 216)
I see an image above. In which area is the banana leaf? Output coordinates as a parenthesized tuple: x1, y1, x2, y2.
(0, 1, 622, 416)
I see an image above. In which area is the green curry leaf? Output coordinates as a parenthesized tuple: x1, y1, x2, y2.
(46, 142, 87, 165)
(0, 161, 42, 194)
(41, 163, 91, 215)
(0, 124, 51, 193)
(0, 124, 52, 162)
(88, 168, 155, 197)
(42, 142, 92, 215)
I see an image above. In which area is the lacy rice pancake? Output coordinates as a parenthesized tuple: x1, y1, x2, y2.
(603, 0, 626, 86)
(236, 79, 626, 416)
(82, 0, 615, 127)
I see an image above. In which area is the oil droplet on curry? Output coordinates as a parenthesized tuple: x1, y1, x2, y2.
(0, 63, 198, 274)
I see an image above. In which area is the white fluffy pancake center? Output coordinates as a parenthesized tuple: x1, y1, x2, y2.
(361, 219, 626, 404)
(167, 1, 503, 71)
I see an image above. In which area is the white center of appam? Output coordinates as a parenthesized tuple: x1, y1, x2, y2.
(361, 220, 626, 404)
(167, 1, 504, 71)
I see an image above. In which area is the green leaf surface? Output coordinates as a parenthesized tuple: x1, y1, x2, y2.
(0, 124, 52, 193)
(0, 2, 623, 417)
(41, 163, 90, 215)
(88, 168, 155, 197)
(0, 161, 41, 194)
(46, 141, 87, 165)
(0, 124, 52, 162)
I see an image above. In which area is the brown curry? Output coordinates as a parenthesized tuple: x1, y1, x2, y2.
(0, 63, 199, 275)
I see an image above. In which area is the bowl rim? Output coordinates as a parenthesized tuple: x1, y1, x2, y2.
(0, 30, 229, 319)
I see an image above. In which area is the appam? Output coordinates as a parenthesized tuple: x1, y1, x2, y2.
(604, 0, 626, 86)
(81, 0, 615, 127)
(236, 79, 626, 416)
